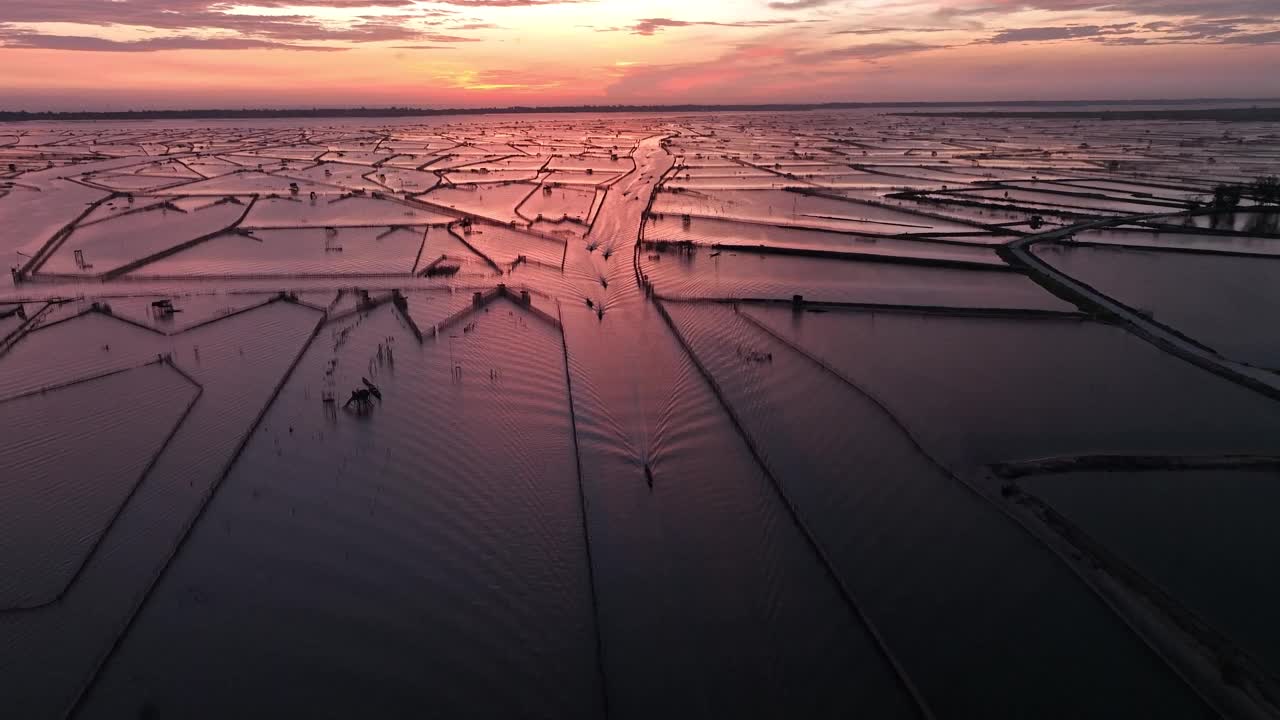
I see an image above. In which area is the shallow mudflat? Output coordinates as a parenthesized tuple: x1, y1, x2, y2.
(2, 110, 1279, 719)
(1033, 242, 1280, 368)
(1021, 468, 1280, 673)
(656, 300, 1217, 718)
(741, 306, 1280, 469)
(0, 362, 198, 609)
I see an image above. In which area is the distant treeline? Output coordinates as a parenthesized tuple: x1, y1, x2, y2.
(893, 107, 1280, 122)
(2, 98, 1279, 122)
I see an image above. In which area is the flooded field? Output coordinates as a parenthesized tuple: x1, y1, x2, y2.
(2, 109, 1279, 719)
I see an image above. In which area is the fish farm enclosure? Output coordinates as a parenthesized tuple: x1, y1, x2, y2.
(2, 110, 1280, 719)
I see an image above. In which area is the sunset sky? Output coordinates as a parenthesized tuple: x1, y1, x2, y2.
(2, 0, 1278, 110)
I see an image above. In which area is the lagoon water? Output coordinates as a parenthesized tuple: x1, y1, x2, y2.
(1, 108, 1278, 718)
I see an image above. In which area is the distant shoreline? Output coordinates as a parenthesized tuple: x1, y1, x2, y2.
(892, 107, 1280, 122)
(2, 98, 1278, 122)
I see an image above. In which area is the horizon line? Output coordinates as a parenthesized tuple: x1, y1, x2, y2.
(4, 97, 1280, 122)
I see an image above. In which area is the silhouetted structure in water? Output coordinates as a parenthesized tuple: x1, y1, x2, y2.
(1252, 176, 1280, 206)
(1212, 184, 1243, 211)
(344, 380, 382, 413)
(344, 389, 376, 413)
(150, 299, 181, 317)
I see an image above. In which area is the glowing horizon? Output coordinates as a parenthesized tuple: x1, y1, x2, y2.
(2, 0, 1278, 111)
